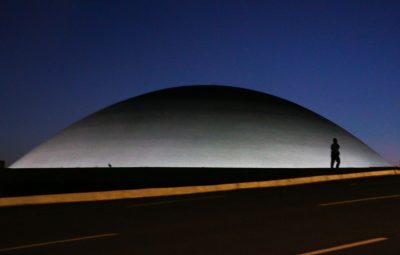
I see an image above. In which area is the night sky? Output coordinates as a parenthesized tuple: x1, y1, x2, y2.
(1, 0, 399, 166)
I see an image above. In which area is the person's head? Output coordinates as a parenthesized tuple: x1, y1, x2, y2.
(333, 138, 338, 143)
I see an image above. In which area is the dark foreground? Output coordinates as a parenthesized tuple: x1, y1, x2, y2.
(0, 167, 392, 196)
(1, 175, 400, 254)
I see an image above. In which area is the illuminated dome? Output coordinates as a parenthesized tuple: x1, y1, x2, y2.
(11, 85, 390, 168)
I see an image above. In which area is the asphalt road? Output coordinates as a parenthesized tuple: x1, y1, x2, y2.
(1, 175, 400, 254)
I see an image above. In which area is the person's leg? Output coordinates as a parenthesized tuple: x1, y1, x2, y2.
(336, 156, 341, 168)
(331, 156, 334, 168)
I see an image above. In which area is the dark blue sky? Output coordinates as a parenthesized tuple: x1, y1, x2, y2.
(1, 0, 399, 166)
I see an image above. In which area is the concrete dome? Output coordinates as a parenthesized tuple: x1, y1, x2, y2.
(11, 85, 390, 168)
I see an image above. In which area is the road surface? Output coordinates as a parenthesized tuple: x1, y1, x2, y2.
(1, 175, 400, 254)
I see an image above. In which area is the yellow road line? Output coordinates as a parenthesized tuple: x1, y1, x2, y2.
(320, 194, 400, 206)
(0, 169, 398, 207)
(0, 233, 118, 252)
(298, 237, 387, 255)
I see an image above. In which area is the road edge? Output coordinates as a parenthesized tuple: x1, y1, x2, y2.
(1, 169, 399, 207)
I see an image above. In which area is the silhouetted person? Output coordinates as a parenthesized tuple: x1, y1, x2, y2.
(331, 138, 340, 168)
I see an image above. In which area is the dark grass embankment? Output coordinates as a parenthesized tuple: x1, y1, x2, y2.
(0, 167, 397, 197)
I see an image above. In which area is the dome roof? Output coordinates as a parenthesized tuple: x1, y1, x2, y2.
(11, 85, 390, 168)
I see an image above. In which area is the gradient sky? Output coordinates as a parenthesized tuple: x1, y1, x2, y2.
(1, 0, 399, 166)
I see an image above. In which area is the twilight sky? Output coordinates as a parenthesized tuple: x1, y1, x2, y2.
(1, 0, 399, 166)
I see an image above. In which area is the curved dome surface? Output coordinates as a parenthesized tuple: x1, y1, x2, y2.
(11, 85, 389, 168)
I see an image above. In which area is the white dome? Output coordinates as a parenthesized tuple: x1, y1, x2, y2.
(11, 85, 390, 168)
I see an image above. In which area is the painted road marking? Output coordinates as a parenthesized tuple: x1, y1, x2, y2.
(320, 194, 400, 206)
(0, 169, 398, 207)
(299, 237, 387, 255)
(128, 195, 224, 207)
(0, 233, 118, 252)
